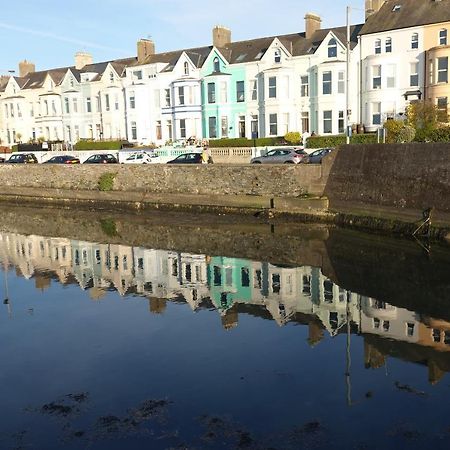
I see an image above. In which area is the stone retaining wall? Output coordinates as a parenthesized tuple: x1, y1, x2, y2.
(323, 143, 450, 213)
(0, 163, 326, 197)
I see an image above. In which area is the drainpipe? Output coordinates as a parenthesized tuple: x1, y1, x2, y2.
(423, 50, 427, 102)
(359, 35, 363, 127)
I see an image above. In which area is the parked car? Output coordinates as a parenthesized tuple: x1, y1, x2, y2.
(83, 154, 118, 164)
(250, 148, 307, 164)
(301, 148, 333, 164)
(43, 155, 80, 164)
(6, 153, 38, 164)
(122, 151, 160, 164)
(167, 153, 203, 164)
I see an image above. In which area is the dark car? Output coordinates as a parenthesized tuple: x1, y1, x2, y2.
(6, 153, 38, 164)
(301, 148, 333, 164)
(167, 153, 203, 164)
(83, 154, 118, 164)
(43, 155, 80, 164)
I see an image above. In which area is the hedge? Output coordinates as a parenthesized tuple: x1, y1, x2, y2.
(306, 134, 377, 148)
(74, 140, 124, 150)
(209, 137, 286, 148)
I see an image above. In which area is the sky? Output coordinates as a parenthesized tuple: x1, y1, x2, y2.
(0, 0, 365, 74)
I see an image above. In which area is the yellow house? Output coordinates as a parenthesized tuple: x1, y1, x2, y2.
(424, 21, 450, 120)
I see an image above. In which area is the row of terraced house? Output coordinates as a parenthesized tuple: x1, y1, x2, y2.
(0, 0, 449, 148)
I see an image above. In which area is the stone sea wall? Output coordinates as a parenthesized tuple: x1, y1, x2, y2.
(323, 143, 450, 213)
(0, 163, 325, 197)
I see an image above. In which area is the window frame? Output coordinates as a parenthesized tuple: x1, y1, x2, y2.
(269, 113, 278, 135)
(322, 71, 332, 95)
(328, 38, 337, 58)
(207, 82, 216, 103)
(268, 76, 277, 98)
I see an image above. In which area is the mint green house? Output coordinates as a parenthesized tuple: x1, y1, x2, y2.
(201, 49, 248, 140)
(207, 256, 253, 311)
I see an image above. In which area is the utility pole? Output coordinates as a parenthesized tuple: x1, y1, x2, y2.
(346, 6, 351, 144)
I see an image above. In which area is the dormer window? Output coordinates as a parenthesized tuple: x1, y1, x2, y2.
(375, 39, 381, 54)
(274, 49, 281, 63)
(411, 33, 419, 50)
(328, 38, 337, 58)
(385, 37, 392, 53)
(213, 57, 220, 73)
(392, 5, 401, 12)
(439, 29, 447, 46)
(184, 61, 189, 76)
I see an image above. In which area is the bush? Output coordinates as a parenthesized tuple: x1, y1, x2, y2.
(98, 172, 117, 191)
(75, 140, 124, 151)
(397, 126, 415, 143)
(305, 134, 377, 148)
(424, 127, 450, 142)
(209, 137, 285, 148)
(383, 120, 415, 143)
(284, 131, 302, 145)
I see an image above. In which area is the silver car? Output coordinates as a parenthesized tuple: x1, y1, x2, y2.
(250, 148, 306, 164)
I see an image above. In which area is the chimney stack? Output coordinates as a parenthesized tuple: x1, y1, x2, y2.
(19, 59, 35, 77)
(75, 52, 93, 70)
(137, 39, 155, 64)
(365, 0, 385, 20)
(212, 25, 231, 48)
(304, 13, 321, 39)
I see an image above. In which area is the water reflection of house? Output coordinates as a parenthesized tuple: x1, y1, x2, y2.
(167, 252, 209, 310)
(360, 297, 420, 344)
(2, 230, 450, 384)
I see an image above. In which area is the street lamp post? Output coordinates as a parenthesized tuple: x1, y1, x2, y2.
(346, 6, 351, 144)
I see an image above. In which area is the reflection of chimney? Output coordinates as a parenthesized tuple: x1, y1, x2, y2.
(149, 297, 166, 314)
(19, 59, 35, 77)
(307, 321, 324, 347)
(75, 52, 93, 70)
(137, 39, 155, 64)
(365, 0, 385, 21)
(212, 25, 232, 48)
(364, 340, 385, 369)
(305, 13, 321, 39)
(221, 309, 238, 330)
(428, 360, 445, 385)
(35, 275, 51, 291)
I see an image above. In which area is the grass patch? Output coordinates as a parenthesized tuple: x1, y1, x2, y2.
(98, 172, 117, 191)
(100, 218, 118, 237)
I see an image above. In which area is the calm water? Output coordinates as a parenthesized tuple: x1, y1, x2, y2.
(1, 211, 450, 449)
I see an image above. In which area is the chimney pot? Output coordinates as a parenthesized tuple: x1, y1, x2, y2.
(19, 59, 35, 77)
(137, 39, 155, 64)
(75, 52, 93, 70)
(212, 25, 232, 48)
(304, 13, 321, 39)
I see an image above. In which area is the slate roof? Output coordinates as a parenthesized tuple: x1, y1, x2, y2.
(20, 66, 75, 90)
(360, 0, 450, 35)
(1, 22, 363, 92)
(218, 24, 362, 64)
